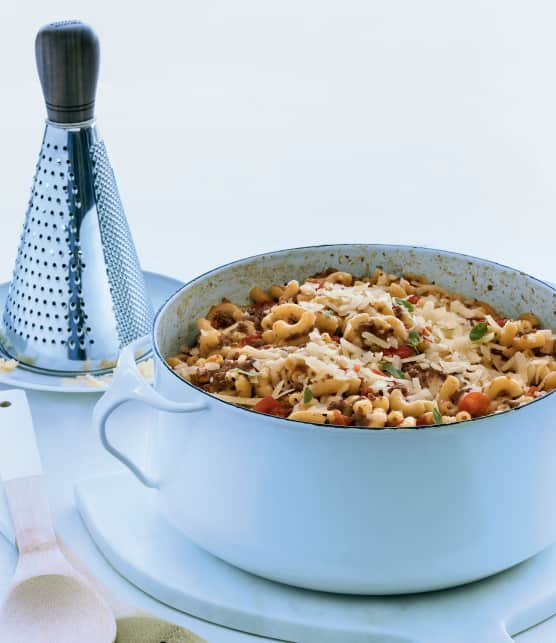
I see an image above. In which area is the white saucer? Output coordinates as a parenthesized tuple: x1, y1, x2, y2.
(0, 271, 182, 394)
(74, 409, 556, 643)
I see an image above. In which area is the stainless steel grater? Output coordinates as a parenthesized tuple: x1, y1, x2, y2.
(0, 21, 153, 375)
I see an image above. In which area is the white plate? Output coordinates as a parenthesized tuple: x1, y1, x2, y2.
(0, 271, 183, 394)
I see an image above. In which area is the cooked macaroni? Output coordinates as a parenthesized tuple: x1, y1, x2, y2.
(167, 269, 556, 428)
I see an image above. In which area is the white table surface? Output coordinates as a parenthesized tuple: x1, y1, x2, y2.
(1, 1, 556, 639)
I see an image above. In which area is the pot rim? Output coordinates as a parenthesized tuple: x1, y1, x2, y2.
(152, 243, 556, 434)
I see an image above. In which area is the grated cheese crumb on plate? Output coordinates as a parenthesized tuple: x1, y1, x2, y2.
(62, 358, 154, 388)
(0, 358, 18, 373)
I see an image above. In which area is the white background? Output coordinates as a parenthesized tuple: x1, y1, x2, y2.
(1, 1, 556, 283)
(0, 1, 556, 640)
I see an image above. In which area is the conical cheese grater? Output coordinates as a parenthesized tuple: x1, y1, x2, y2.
(1, 21, 152, 375)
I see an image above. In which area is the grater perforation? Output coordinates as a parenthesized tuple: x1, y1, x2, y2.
(90, 140, 152, 346)
(0, 21, 152, 374)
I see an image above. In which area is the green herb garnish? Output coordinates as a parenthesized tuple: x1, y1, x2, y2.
(395, 297, 414, 313)
(469, 322, 488, 342)
(303, 387, 313, 404)
(432, 407, 443, 424)
(381, 363, 406, 379)
(234, 368, 259, 377)
(324, 310, 334, 318)
(407, 329, 421, 352)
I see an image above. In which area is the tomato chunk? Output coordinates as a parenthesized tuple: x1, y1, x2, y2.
(308, 279, 325, 289)
(329, 411, 353, 426)
(495, 318, 507, 327)
(253, 396, 288, 417)
(383, 345, 415, 358)
(457, 392, 491, 418)
(416, 416, 432, 426)
(407, 294, 420, 305)
(239, 332, 262, 346)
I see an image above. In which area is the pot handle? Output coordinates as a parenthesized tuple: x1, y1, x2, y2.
(93, 340, 207, 489)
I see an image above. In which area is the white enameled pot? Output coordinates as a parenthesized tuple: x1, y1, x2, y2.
(94, 245, 556, 595)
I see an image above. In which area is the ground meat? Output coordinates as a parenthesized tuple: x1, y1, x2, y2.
(456, 387, 472, 403)
(195, 358, 256, 393)
(327, 399, 343, 411)
(353, 409, 368, 426)
(406, 364, 424, 379)
(309, 267, 337, 279)
(238, 333, 265, 348)
(359, 321, 393, 339)
(244, 305, 272, 329)
(225, 357, 254, 372)
(327, 398, 358, 415)
(211, 311, 236, 329)
(191, 368, 211, 385)
(403, 363, 437, 388)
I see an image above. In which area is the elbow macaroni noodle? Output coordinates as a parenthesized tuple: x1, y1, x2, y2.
(168, 269, 556, 428)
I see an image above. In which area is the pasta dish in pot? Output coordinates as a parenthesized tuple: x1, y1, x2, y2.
(167, 268, 556, 428)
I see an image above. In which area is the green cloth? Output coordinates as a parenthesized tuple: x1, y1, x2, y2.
(116, 616, 206, 643)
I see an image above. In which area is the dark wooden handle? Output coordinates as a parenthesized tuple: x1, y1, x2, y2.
(35, 21, 100, 124)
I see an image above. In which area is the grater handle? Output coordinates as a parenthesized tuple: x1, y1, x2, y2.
(35, 20, 100, 124)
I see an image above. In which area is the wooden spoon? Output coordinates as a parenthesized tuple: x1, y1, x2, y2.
(0, 389, 117, 643)
(57, 537, 206, 642)
(0, 529, 206, 643)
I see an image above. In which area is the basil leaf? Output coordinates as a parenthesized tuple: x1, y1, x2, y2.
(381, 363, 406, 379)
(394, 297, 414, 313)
(303, 387, 313, 404)
(407, 329, 420, 351)
(469, 322, 488, 342)
(432, 407, 443, 425)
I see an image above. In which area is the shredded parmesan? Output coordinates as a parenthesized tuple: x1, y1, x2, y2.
(168, 269, 556, 428)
